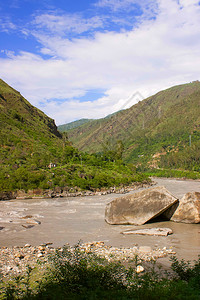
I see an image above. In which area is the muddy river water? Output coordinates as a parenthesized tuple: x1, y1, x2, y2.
(0, 178, 199, 263)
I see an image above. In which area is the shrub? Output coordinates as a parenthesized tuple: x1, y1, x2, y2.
(1, 249, 200, 300)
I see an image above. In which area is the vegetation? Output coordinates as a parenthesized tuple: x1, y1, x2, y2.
(0, 79, 148, 195)
(0, 158, 148, 193)
(0, 245, 199, 299)
(1, 78, 200, 194)
(65, 81, 200, 176)
(143, 168, 200, 180)
(58, 119, 93, 132)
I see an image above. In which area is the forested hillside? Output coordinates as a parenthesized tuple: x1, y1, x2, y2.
(0, 79, 148, 196)
(0, 78, 65, 168)
(66, 81, 200, 173)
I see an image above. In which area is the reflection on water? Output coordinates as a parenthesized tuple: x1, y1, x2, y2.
(0, 178, 199, 262)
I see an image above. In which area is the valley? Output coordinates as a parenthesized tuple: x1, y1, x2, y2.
(64, 81, 200, 177)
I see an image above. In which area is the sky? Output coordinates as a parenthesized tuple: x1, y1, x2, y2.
(0, 0, 200, 125)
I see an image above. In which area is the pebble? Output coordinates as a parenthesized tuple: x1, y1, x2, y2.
(136, 265, 145, 273)
(38, 246, 45, 251)
(138, 246, 152, 253)
(0, 241, 176, 278)
(37, 253, 44, 258)
(22, 224, 34, 229)
(26, 219, 41, 225)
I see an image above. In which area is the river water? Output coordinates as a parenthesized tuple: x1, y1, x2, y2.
(0, 178, 199, 262)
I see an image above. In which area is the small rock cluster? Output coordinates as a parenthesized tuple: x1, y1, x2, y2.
(79, 241, 176, 262)
(0, 241, 176, 278)
(0, 243, 55, 277)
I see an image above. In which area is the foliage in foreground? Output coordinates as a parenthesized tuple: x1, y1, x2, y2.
(0, 246, 199, 300)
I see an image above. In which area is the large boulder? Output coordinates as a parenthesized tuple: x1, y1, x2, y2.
(105, 186, 178, 225)
(171, 192, 200, 223)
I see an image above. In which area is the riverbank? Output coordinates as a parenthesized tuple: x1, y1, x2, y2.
(1, 242, 199, 300)
(0, 181, 153, 201)
(0, 241, 176, 278)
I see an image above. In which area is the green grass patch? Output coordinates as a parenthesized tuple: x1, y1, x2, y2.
(143, 168, 200, 180)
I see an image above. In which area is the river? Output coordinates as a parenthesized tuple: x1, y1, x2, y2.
(0, 178, 199, 262)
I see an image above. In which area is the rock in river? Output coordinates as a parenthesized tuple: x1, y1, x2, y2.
(171, 192, 200, 223)
(105, 186, 178, 225)
(121, 227, 173, 236)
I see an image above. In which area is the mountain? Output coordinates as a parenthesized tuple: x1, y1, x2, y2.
(58, 110, 123, 132)
(0, 79, 149, 195)
(58, 119, 93, 132)
(66, 81, 200, 168)
(0, 78, 64, 167)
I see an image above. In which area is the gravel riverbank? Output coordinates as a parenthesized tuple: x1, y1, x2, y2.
(0, 241, 176, 278)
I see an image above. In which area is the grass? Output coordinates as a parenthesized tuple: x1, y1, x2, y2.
(0, 245, 199, 299)
(143, 168, 200, 180)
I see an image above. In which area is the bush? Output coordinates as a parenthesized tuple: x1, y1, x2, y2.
(170, 255, 200, 290)
(1, 248, 200, 300)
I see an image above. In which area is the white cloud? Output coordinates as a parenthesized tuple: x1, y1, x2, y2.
(33, 13, 104, 36)
(1, 0, 200, 125)
(0, 17, 16, 32)
(179, 0, 199, 7)
(96, 0, 154, 11)
(96, 0, 137, 11)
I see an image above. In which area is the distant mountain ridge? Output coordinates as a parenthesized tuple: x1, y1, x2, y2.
(66, 81, 200, 165)
(58, 119, 93, 132)
(58, 110, 124, 133)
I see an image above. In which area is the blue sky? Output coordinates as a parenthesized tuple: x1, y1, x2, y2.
(0, 0, 200, 124)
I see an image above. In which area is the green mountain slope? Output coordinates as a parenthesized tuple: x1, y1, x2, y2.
(67, 81, 200, 169)
(0, 79, 148, 195)
(58, 110, 123, 133)
(58, 119, 93, 132)
(0, 78, 65, 167)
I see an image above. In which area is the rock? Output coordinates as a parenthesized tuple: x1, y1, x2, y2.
(41, 242, 53, 246)
(0, 242, 175, 278)
(162, 201, 179, 220)
(26, 219, 41, 225)
(21, 215, 33, 219)
(136, 265, 144, 273)
(105, 186, 178, 225)
(37, 253, 44, 258)
(38, 246, 45, 251)
(171, 192, 200, 223)
(121, 227, 173, 236)
(0, 191, 15, 200)
(15, 253, 24, 259)
(16, 190, 28, 199)
(138, 246, 152, 253)
(22, 224, 35, 229)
